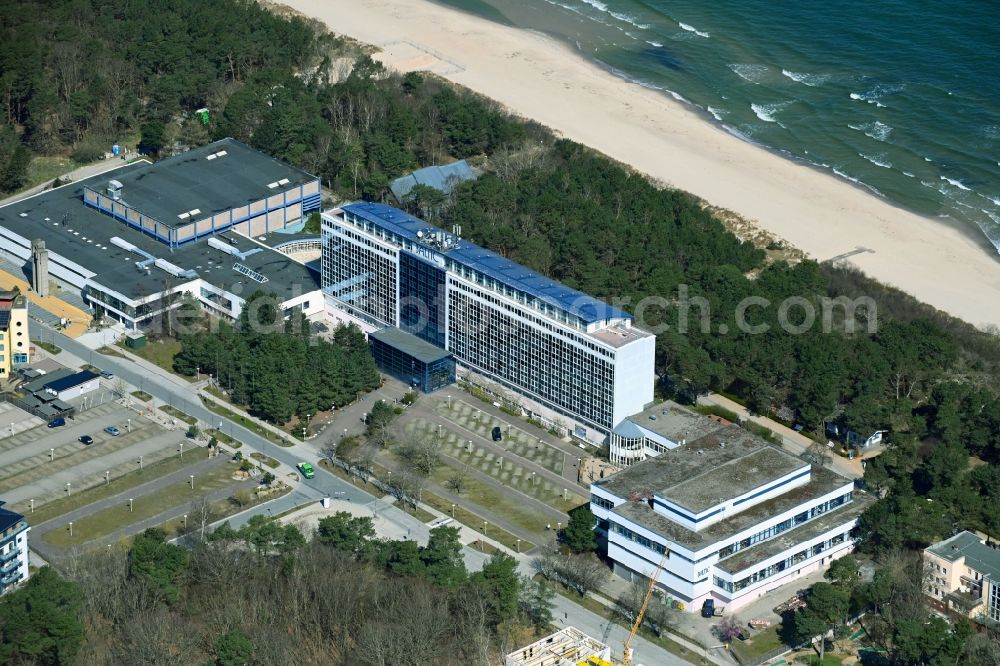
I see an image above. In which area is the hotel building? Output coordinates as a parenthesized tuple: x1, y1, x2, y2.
(591, 425, 871, 612)
(0, 501, 30, 596)
(924, 531, 1000, 627)
(321, 203, 655, 441)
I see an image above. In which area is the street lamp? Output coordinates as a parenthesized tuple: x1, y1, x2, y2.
(138, 455, 143, 470)
(468, 440, 473, 453)
(531, 471, 536, 486)
(483, 521, 488, 537)
(49, 447, 54, 462)
(105, 470, 110, 485)
(127, 418, 131, 433)
(179, 441, 184, 458)
(498, 457, 503, 471)
(65, 482, 71, 496)
(128, 498, 134, 513)
(189, 474, 195, 490)
(447, 395, 452, 409)
(451, 503, 455, 518)
(196, 366, 200, 380)
(516, 538, 521, 553)
(68, 521, 73, 537)
(343, 428, 348, 440)
(29, 499, 34, 513)
(183, 514, 188, 529)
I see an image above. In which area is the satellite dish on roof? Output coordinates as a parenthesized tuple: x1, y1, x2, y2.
(416, 230, 424, 239)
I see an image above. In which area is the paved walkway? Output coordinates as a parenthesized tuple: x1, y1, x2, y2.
(0, 153, 145, 207)
(698, 394, 864, 479)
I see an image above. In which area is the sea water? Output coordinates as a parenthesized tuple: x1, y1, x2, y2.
(435, 0, 1000, 253)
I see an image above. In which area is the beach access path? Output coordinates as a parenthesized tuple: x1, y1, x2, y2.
(280, 0, 1000, 328)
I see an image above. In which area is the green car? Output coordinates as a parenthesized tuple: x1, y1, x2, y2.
(297, 462, 315, 479)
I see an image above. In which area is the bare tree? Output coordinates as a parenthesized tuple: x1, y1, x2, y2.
(556, 553, 609, 597)
(802, 441, 833, 468)
(446, 465, 470, 494)
(189, 494, 217, 541)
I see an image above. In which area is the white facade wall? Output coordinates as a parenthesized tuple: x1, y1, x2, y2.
(611, 332, 656, 428)
(55, 377, 100, 401)
(593, 480, 857, 611)
(0, 523, 29, 596)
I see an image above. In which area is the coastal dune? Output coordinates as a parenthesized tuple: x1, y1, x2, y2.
(282, 0, 1000, 328)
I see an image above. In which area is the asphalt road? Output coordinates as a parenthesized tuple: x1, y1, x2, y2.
(47, 327, 697, 665)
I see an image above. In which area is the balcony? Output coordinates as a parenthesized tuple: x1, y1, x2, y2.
(0, 548, 19, 564)
(0, 558, 18, 574)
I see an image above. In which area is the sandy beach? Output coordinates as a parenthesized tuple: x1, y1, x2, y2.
(281, 0, 1000, 328)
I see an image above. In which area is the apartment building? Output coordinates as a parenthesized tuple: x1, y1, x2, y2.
(0, 290, 29, 378)
(924, 531, 1000, 627)
(0, 501, 30, 596)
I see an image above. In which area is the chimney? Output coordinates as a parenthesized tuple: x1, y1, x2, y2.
(30, 239, 49, 297)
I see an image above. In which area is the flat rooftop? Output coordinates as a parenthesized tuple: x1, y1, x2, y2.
(927, 531, 1000, 580)
(340, 202, 632, 325)
(664, 446, 808, 514)
(0, 166, 319, 302)
(370, 327, 453, 364)
(715, 493, 874, 573)
(597, 427, 803, 507)
(611, 466, 854, 553)
(95, 138, 315, 227)
(614, 400, 729, 443)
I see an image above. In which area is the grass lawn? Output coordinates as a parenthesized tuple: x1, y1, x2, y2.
(468, 539, 498, 555)
(161, 485, 292, 539)
(729, 624, 788, 665)
(33, 340, 62, 355)
(96, 345, 127, 358)
(131, 390, 153, 402)
(207, 428, 241, 449)
(401, 417, 586, 513)
(26, 155, 77, 188)
(23, 453, 208, 526)
(536, 575, 711, 665)
(420, 489, 531, 553)
(43, 464, 239, 547)
(117, 338, 193, 380)
(249, 452, 280, 469)
(160, 405, 196, 425)
(200, 398, 293, 446)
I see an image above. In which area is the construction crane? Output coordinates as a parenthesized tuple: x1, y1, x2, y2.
(622, 548, 670, 666)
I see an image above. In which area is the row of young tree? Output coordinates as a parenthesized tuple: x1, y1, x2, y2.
(0, 515, 557, 665)
(172, 292, 380, 424)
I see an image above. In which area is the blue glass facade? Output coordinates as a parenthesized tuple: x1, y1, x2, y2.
(399, 251, 447, 348)
(370, 334, 455, 393)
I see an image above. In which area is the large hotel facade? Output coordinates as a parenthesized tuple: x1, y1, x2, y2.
(321, 203, 655, 441)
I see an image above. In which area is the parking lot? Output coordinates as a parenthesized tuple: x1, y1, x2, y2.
(0, 397, 190, 512)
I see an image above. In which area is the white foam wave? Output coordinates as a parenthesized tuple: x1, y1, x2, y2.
(646, 40, 663, 47)
(781, 70, 830, 87)
(678, 22, 710, 38)
(833, 168, 861, 184)
(707, 106, 727, 121)
(940, 176, 972, 191)
(729, 63, 768, 84)
(903, 171, 915, 178)
(979, 194, 1000, 207)
(609, 10, 649, 29)
(579, 0, 608, 11)
(751, 102, 789, 123)
(859, 153, 892, 169)
(848, 121, 892, 142)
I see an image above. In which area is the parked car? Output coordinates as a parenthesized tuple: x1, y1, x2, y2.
(491, 426, 502, 442)
(47, 417, 66, 428)
(100, 370, 114, 380)
(79, 435, 94, 445)
(297, 462, 315, 479)
(701, 599, 716, 618)
(104, 425, 121, 436)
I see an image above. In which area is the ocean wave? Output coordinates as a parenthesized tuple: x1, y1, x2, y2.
(859, 153, 892, 169)
(781, 70, 831, 87)
(729, 63, 768, 84)
(707, 106, 727, 121)
(608, 10, 649, 29)
(983, 194, 1000, 206)
(903, 171, 915, 178)
(579, 0, 608, 11)
(834, 169, 882, 195)
(940, 175, 972, 191)
(646, 40, 663, 47)
(751, 101, 789, 123)
(849, 82, 905, 107)
(847, 121, 893, 142)
(678, 22, 710, 38)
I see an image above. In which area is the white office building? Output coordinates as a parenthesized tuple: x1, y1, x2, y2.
(591, 426, 871, 612)
(321, 203, 655, 441)
(0, 502, 30, 596)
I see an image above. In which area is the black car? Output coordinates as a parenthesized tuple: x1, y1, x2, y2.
(491, 426, 502, 442)
(79, 435, 94, 445)
(701, 599, 715, 618)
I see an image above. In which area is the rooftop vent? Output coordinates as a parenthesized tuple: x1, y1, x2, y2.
(277, 178, 290, 186)
(267, 181, 280, 189)
(107, 179, 123, 200)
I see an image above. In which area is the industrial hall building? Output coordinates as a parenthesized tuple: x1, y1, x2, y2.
(0, 139, 324, 329)
(320, 202, 655, 442)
